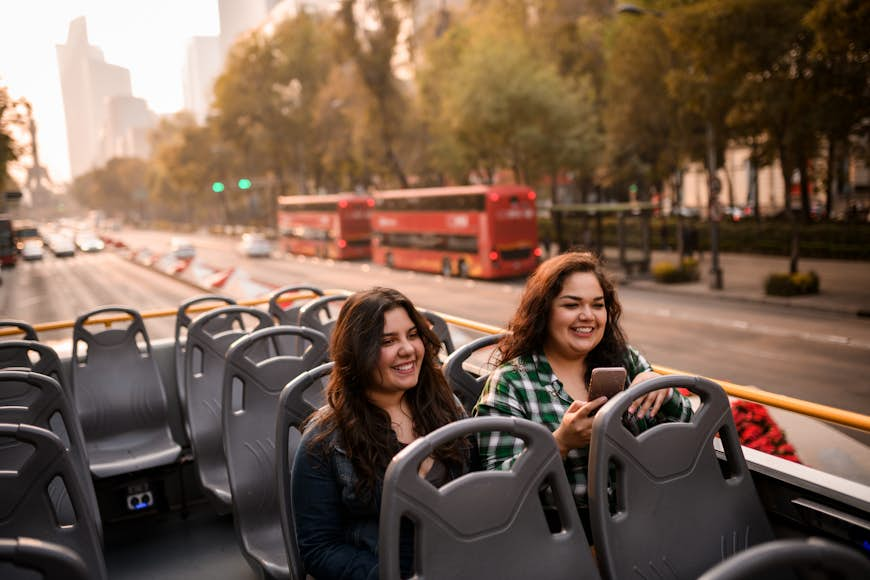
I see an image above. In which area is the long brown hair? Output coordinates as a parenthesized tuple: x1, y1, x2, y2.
(306, 287, 465, 495)
(499, 252, 628, 383)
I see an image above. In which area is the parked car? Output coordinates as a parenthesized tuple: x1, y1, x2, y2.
(169, 237, 196, 259)
(238, 233, 272, 258)
(21, 239, 44, 261)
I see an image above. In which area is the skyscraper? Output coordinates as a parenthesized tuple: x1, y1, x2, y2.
(56, 17, 133, 178)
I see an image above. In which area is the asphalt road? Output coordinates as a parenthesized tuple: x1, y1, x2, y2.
(2, 229, 869, 475)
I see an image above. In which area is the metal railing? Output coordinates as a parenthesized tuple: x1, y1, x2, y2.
(3, 291, 868, 434)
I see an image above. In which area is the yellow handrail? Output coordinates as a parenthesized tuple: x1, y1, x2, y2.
(4, 297, 868, 434)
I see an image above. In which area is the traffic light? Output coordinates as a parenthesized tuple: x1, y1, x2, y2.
(238, 178, 252, 190)
(212, 181, 225, 193)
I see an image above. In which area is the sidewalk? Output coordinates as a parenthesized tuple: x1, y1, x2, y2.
(616, 250, 870, 317)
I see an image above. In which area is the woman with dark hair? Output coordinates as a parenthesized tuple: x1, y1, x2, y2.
(292, 287, 468, 580)
(475, 251, 693, 533)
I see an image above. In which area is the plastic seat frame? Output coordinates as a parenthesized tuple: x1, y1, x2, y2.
(267, 285, 325, 326)
(380, 416, 600, 580)
(174, 294, 237, 431)
(0, 340, 68, 393)
(588, 374, 775, 580)
(275, 361, 334, 580)
(442, 333, 505, 413)
(0, 536, 91, 580)
(0, 321, 39, 369)
(0, 370, 102, 540)
(70, 306, 181, 478)
(418, 309, 456, 356)
(223, 325, 328, 580)
(0, 423, 106, 580)
(184, 305, 273, 512)
(296, 294, 350, 345)
(697, 536, 870, 580)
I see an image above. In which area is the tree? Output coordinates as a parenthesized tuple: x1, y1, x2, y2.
(212, 11, 334, 208)
(0, 85, 21, 197)
(335, 0, 412, 187)
(68, 158, 148, 217)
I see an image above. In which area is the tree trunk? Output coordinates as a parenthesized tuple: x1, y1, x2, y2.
(798, 155, 811, 224)
(779, 150, 799, 274)
(825, 137, 836, 219)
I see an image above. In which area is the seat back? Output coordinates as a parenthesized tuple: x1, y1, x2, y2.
(297, 294, 349, 346)
(223, 326, 328, 578)
(268, 285, 325, 355)
(0, 341, 68, 391)
(0, 371, 101, 538)
(185, 306, 274, 511)
(174, 294, 236, 426)
(276, 361, 333, 580)
(697, 537, 870, 580)
(70, 306, 181, 477)
(442, 333, 505, 412)
(268, 285, 325, 326)
(0, 537, 91, 580)
(0, 321, 39, 369)
(418, 309, 455, 356)
(380, 416, 599, 580)
(588, 374, 775, 580)
(0, 423, 106, 580)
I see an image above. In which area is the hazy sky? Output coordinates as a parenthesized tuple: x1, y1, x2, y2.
(1, 0, 221, 184)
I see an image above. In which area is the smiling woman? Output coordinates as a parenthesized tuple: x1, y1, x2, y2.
(474, 251, 695, 537)
(290, 287, 470, 580)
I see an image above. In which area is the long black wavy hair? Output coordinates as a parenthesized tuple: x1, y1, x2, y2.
(306, 287, 466, 495)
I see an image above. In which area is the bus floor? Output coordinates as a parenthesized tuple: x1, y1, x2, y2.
(103, 505, 258, 580)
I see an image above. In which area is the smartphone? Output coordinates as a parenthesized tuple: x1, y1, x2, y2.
(588, 367, 627, 402)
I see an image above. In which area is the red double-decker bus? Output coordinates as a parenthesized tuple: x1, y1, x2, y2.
(370, 185, 540, 279)
(276, 193, 373, 260)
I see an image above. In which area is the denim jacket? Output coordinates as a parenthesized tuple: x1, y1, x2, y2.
(292, 418, 471, 580)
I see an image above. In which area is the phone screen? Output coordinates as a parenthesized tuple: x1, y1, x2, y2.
(588, 367, 627, 402)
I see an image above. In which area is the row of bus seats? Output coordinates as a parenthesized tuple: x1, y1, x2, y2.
(275, 333, 869, 579)
(0, 322, 108, 579)
(3, 294, 868, 579)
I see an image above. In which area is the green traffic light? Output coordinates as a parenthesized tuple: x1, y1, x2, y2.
(238, 178, 252, 190)
(212, 181, 225, 193)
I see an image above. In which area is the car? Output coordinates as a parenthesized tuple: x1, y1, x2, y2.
(238, 233, 272, 258)
(169, 237, 196, 259)
(21, 239, 44, 261)
(47, 234, 76, 257)
(76, 233, 105, 252)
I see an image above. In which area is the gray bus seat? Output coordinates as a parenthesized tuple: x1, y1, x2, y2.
(185, 306, 273, 512)
(0, 423, 106, 580)
(276, 361, 333, 580)
(0, 341, 68, 391)
(380, 416, 599, 580)
(418, 309, 456, 356)
(0, 370, 102, 539)
(223, 326, 328, 580)
(268, 285, 325, 355)
(588, 374, 775, 580)
(297, 294, 350, 347)
(70, 306, 182, 478)
(0, 321, 39, 368)
(268, 285, 324, 325)
(698, 536, 870, 580)
(174, 294, 237, 433)
(0, 320, 38, 341)
(442, 333, 505, 412)
(0, 537, 91, 580)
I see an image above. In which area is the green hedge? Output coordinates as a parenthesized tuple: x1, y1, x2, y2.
(541, 217, 870, 260)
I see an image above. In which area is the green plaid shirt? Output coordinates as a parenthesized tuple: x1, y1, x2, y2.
(473, 348, 694, 510)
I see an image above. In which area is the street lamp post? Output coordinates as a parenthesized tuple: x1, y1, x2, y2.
(617, 2, 724, 289)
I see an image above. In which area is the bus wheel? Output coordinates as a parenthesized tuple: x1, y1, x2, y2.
(385, 253, 394, 268)
(458, 260, 469, 278)
(441, 258, 452, 277)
